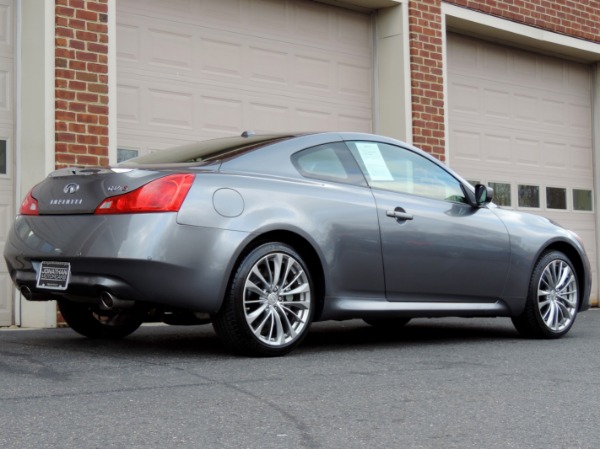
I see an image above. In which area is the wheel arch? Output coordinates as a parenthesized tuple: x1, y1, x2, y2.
(536, 240, 589, 312)
(225, 229, 327, 320)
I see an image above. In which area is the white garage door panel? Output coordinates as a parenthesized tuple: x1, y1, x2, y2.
(117, 0, 373, 154)
(448, 33, 597, 303)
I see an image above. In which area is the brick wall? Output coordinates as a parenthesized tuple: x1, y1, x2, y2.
(55, 0, 109, 169)
(409, 0, 600, 160)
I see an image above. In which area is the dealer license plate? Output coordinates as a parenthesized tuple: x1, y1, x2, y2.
(36, 261, 71, 290)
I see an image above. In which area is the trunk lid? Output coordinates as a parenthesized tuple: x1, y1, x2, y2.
(32, 167, 167, 215)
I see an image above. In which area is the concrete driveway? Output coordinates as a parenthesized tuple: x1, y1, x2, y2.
(1, 312, 599, 448)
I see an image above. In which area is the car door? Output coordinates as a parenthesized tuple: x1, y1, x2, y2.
(346, 140, 511, 303)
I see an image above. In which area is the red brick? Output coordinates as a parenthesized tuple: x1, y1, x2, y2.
(87, 43, 108, 54)
(55, 58, 68, 68)
(68, 60, 87, 71)
(68, 144, 88, 154)
(56, 27, 74, 38)
(88, 146, 108, 156)
(77, 113, 98, 124)
(87, 63, 108, 74)
(76, 155, 100, 166)
(68, 18, 86, 30)
(76, 30, 97, 42)
(76, 92, 99, 103)
(88, 83, 108, 94)
(56, 89, 76, 100)
(56, 37, 68, 47)
(87, 22, 108, 34)
(87, 2, 108, 14)
(88, 105, 108, 115)
(56, 110, 76, 121)
(69, 39, 85, 50)
(55, 100, 69, 110)
(88, 125, 108, 136)
(68, 102, 87, 113)
(76, 10, 98, 22)
(56, 6, 75, 17)
(76, 72, 98, 82)
(75, 51, 98, 62)
(68, 80, 87, 91)
(56, 132, 77, 143)
(77, 134, 99, 145)
(56, 153, 77, 167)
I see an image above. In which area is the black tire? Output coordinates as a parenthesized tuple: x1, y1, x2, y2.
(58, 300, 144, 339)
(511, 251, 579, 339)
(212, 242, 315, 357)
(363, 317, 411, 329)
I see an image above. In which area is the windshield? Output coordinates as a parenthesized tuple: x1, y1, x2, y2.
(119, 134, 293, 167)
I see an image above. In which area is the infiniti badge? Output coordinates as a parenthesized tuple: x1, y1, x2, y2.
(63, 183, 80, 194)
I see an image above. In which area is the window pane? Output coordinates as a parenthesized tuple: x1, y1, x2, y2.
(488, 182, 511, 207)
(292, 143, 365, 186)
(518, 185, 539, 208)
(546, 187, 566, 210)
(348, 142, 467, 204)
(0, 140, 6, 174)
(294, 146, 348, 180)
(117, 148, 139, 163)
(573, 189, 593, 211)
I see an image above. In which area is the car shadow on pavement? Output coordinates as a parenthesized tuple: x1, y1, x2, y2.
(299, 318, 521, 352)
(20, 317, 522, 358)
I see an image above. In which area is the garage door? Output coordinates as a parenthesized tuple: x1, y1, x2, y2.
(447, 33, 597, 303)
(117, 0, 373, 158)
(0, 0, 14, 326)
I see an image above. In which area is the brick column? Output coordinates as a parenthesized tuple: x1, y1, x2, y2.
(55, 0, 109, 169)
(408, 0, 445, 161)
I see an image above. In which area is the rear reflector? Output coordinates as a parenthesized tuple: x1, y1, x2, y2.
(95, 174, 195, 214)
(19, 191, 39, 215)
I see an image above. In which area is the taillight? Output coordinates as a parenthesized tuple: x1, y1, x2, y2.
(95, 174, 195, 214)
(19, 190, 39, 215)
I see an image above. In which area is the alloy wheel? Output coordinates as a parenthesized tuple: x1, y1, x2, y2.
(242, 252, 312, 347)
(537, 259, 578, 333)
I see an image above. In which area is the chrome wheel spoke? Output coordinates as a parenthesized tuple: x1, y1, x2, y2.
(281, 282, 310, 297)
(280, 299, 311, 311)
(270, 253, 284, 287)
(246, 303, 269, 325)
(276, 306, 296, 340)
(245, 279, 266, 297)
(537, 259, 578, 332)
(250, 265, 270, 289)
(243, 250, 312, 347)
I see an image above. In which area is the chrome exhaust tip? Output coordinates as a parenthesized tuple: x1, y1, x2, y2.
(99, 291, 135, 310)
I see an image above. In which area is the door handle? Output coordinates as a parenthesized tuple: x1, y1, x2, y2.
(386, 208, 414, 221)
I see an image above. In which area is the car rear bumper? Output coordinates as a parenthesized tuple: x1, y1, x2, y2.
(4, 214, 250, 313)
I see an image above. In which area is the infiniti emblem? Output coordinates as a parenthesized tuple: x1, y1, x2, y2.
(63, 183, 80, 194)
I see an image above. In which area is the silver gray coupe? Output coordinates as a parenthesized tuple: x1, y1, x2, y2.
(4, 132, 591, 356)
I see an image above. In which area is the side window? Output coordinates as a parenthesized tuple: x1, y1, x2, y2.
(347, 141, 467, 204)
(292, 142, 366, 186)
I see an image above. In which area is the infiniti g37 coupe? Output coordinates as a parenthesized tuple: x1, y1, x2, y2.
(4, 132, 591, 356)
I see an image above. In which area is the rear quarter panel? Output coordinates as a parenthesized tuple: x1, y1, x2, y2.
(177, 172, 385, 304)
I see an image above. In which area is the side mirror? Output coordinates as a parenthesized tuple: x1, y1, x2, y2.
(474, 184, 493, 207)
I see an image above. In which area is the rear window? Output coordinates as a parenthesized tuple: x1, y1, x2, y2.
(119, 135, 292, 167)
